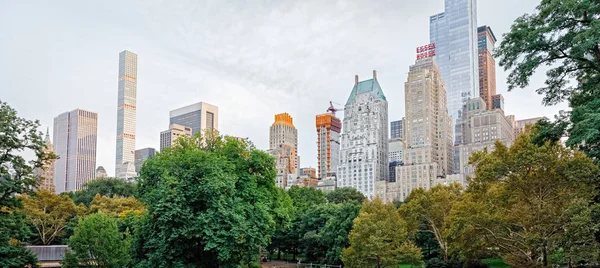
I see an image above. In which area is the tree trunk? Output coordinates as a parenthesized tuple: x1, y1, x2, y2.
(542, 244, 548, 267)
(278, 249, 281, 260)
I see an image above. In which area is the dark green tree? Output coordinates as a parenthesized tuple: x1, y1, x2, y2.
(70, 177, 137, 206)
(496, 0, 600, 162)
(131, 134, 281, 267)
(62, 213, 131, 268)
(0, 100, 55, 267)
(326, 187, 366, 204)
(288, 185, 326, 213)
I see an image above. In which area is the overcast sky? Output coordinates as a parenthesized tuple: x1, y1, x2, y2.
(0, 0, 567, 176)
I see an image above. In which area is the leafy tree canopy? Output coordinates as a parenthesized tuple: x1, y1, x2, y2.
(20, 190, 85, 245)
(62, 213, 131, 268)
(132, 134, 281, 267)
(0, 100, 55, 267)
(89, 194, 145, 218)
(447, 129, 599, 267)
(496, 0, 600, 161)
(288, 185, 326, 214)
(326, 187, 366, 204)
(342, 198, 422, 268)
(70, 177, 137, 206)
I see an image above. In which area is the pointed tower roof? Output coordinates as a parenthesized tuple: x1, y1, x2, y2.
(345, 70, 386, 105)
(44, 127, 51, 144)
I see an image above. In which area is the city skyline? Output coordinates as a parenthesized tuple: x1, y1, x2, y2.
(1, 1, 567, 176)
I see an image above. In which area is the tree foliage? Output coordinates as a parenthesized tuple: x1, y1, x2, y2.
(89, 194, 145, 218)
(62, 213, 131, 268)
(326, 187, 366, 204)
(400, 184, 463, 261)
(0, 100, 55, 267)
(70, 178, 137, 206)
(131, 134, 281, 267)
(447, 129, 600, 267)
(20, 190, 85, 245)
(496, 0, 600, 162)
(288, 185, 326, 213)
(342, 198, 422, 268)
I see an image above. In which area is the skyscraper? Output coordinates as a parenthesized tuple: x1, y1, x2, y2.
(53, 109, 98, 193)
(316, 113, 341, 179)
(134, 148, 156, 174)
(430, 0, 479, 144)
(390, 120, 403, 139)
(115, 50, 138, 178)
(376, 58, 454, 202)
(169, 102, 218, 136)
(160, 124, 193, 150)
(477, 25, 497, 110)
(269, 113, 299, 188)
(34, 128, 55, 192)
(96, 166, 107, 178)
(338, 71, 389, 199)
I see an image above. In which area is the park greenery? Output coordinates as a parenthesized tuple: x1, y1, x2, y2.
(2, 1, 600, 267)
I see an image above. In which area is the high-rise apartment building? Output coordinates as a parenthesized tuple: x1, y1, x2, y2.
(376, 58, 453, 202)
(316, 113, 341, 179)
(35, 128, 55, 192)
(491, 94, 504, 111)
(115, 50, 138, 178)
(169, 102, 218, 136)
(430, 0, 479, 144)
(390, 120, 403, 139)
(134, 148, 156, 174)
(53, 109, 98, 193)
(269, 113, 300, 188)
(477, 26, 497, 110)
(338, 71, 389, 199)
(514, 117, 543, 138)
(457, 98, 515, 176)
(388, 138, 403, 164)
(160, 124, 192, 150)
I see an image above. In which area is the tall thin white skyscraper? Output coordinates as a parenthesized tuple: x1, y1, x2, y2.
(430, 0, 479, 144)
(115, 50, 138, 178)
(53, 109, 98, 193)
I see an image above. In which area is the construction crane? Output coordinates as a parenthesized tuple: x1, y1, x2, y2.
(326, 101, 344, 116)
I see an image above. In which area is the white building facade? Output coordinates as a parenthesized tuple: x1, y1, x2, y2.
(337, 71, 389, 199)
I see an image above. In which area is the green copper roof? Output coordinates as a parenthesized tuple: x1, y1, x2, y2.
(345, 78, 386, 105)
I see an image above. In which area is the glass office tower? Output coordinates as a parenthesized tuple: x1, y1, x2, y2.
(430, 0, 479, 145)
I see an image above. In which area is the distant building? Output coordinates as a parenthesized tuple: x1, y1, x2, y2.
(491, 94, 504, 111)
(477, 25, 497, 110)
(390, 120, 403, 139)
(388, 161, 401, 183)
(269, 113, 300, 188)
(388, 138, 403, 163)
(53, 109, 98, 193)
(160, 124, 192, 150)
(300, 167, 317, 179)
(115, 50, 138, 179)
(27, 245, 68, 268)
(116, 161, 137, 182)
(430, 0, 479, 142)
(514, 117, 543, 139)
(314, 176, 337, 192)
(35, 128, 55, 192)
(456, 97, 515, 176)
(338, 71, 389, 199)
(377, 58, 453, 202)
(169, 102, 218, 136)
(134, 148, 156, 174)
(96, 166, 107, 178)
(268, 144, 297, 189)
(316, 113, 341, 179)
